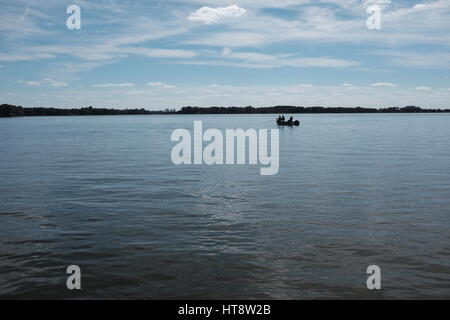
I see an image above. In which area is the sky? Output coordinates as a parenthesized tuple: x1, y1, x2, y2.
(0, 0, 449, 109)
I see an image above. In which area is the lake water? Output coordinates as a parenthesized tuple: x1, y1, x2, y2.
(0, 114, 449, 299)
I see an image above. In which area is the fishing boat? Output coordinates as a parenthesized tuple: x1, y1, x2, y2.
(276, 118, 300, 126)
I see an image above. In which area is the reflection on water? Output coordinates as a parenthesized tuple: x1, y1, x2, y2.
(0, 114, 449, 299)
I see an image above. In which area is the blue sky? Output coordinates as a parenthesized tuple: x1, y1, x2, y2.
(1, 0, 449, 109)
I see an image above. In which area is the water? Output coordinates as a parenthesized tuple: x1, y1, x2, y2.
(0, 113, 449, 299)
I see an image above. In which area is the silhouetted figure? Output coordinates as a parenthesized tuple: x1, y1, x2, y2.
(281, 115, 285, 121)
(289, 116, 293, 122)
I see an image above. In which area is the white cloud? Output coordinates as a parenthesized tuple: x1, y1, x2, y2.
(188, 5, 247, 24)
(0, 53, 54, 62)
(93, 83, 135, 87)
(115, 47, 197, 59)
(176, 58, 358, 69)
(42, 78, 68, 87)
(57, 61, 116, 75)
(342, 83, 353, 87)
(416, 86, 432, 91)
(49, 81, 67, 87)
(364, 0, 391, 5)
(18, 78, 67, 87)
(413, 4, 427, 10)
(18, 80, 41, 87)
(22, 44, 197, 62)
(148, 82, 176, 88)
(297, 84, 313, 87)
(370, 82, 397, 87)
(178, 49, 360, 69)
(222, 47, 232, 56)
(185, 31, 270, 47)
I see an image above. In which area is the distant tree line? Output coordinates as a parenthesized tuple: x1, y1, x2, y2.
(0, 105, 153, 117)
(177, 105, 440, 114)
(1, 103, 449, 118)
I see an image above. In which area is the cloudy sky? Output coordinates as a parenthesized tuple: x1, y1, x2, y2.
(1, 0, 450, 109)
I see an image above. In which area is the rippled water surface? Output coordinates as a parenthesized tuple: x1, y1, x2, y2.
(0, 114, 449, 299)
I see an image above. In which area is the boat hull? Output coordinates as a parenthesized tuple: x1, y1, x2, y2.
(276, 120, 300, 126)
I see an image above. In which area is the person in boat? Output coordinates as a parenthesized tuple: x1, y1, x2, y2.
(277, 115, 282, 122)
(281, 115, 285, 121)
(289, 116, 293, 122)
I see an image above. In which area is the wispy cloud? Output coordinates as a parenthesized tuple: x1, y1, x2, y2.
(93, 83, 135, 88)
(0, 53, 55, 62)
(18, 78, 67, 87)
(178, 48, 360, 68)
(18, 80, 41, 87)
(44, 78, 68, 87)
(117, 47, 197, 59)
(371, 82, 398, 87)
(148, 82, 176, 88)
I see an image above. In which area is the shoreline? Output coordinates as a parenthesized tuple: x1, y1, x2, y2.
(2, 104, 450, 118)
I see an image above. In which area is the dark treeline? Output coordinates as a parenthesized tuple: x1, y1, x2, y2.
(1, 104, 449, 118)
(0, 104, 153, 117)
(178, 105, 450, 114)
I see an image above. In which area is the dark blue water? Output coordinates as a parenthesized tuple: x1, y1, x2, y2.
(0, 114, 449, 299)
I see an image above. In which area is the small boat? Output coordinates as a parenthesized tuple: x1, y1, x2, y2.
(276, 119, 300, 126)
